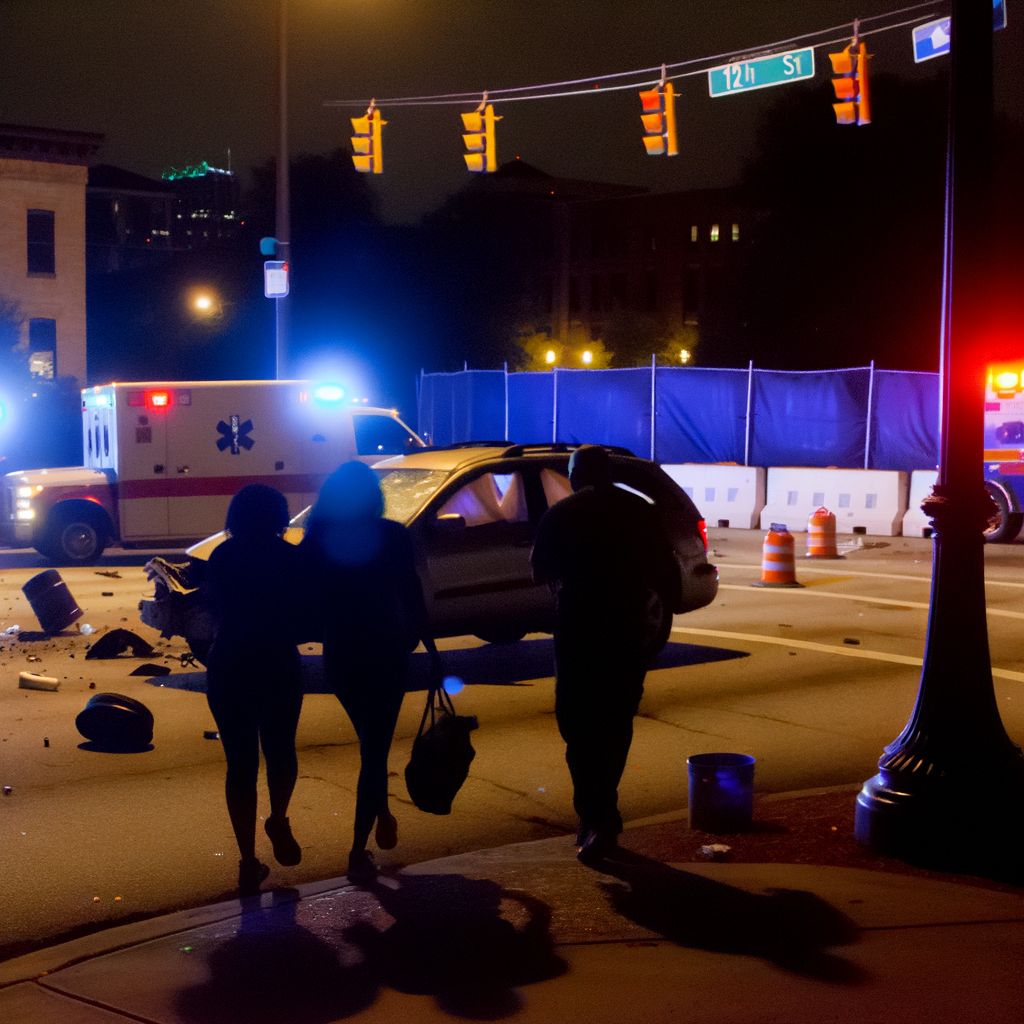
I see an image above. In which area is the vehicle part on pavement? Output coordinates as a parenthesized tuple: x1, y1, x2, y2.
(983, 481, 1024, 544)
(22, 569, 83, 635)
(75, 692, 155, 751)
(84, 628, 156, 660)
(19, 672, 60, 692)
(129, 662, 171, 677)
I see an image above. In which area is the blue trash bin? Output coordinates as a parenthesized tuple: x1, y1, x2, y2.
(687, 752, 756, 833)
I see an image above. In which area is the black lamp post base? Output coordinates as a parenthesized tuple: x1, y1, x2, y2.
(855, 771, 1024, 883)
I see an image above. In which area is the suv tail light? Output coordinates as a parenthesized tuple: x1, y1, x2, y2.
(698, 519, 708, 551)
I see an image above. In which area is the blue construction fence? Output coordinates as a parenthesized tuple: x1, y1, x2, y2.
(416, 363, 939, 472)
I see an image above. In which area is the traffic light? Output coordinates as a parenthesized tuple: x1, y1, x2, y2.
(350, 104, 385, 173)
(639, 83, 677, 156)
(829, 41, 871, 125)
(462, 102, 501, 173)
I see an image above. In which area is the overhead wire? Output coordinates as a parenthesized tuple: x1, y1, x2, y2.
(324, 0, 949, 109)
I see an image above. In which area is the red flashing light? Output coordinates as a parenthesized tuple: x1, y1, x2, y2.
(148, 391, 171, 408)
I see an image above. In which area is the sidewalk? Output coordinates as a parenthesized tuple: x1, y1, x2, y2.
(1, 788, 1021, 1024)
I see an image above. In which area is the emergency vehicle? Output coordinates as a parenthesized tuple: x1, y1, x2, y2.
(984, 361, 1024, 542)
(0, 380, 424, 564)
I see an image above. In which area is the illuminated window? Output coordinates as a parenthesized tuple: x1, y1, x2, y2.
(27, 210, 55, 274)
(689, 225, 698, 244)
(710, 224, 720, 242)
(28, 319, 56, 379)
(731, 223, 740, 242)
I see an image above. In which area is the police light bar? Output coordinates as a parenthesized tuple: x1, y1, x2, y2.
(313, 384, 345, 402)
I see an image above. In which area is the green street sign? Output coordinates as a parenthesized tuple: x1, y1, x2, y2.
(708, 47, 815, 97)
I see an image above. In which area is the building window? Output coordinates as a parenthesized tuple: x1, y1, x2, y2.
(689, 225, 698, 244)
(731, 222, 740, 242)
(710, 223, 720, 242)
(27, 210, 56, 275)
(645, 271, 658, 312)
(28, 318, 56, 378)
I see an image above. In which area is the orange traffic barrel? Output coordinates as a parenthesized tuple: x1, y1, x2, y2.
(806, 507, 844, 558)
(751, 524, 804, 588)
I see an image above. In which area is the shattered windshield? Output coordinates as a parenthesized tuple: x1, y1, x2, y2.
(288, 467, 451, 530)
(375, 468, 451, 523)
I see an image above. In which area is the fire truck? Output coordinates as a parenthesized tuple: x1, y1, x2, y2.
(985, 361, 1024, 542)
(0, 380, 423, 564)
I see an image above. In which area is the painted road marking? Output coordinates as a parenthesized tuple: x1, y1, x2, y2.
(717, 582, 1024, 621)
(719, 562, 1024, 590)
(671, 625, 1024, 683)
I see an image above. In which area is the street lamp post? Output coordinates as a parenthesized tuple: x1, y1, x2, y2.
(275, 0, 291, 380)
(854, 0, 1024, 879)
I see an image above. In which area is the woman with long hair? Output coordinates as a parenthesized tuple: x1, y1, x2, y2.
(204, 483, 305, 896)
(302, 461, 437, 882)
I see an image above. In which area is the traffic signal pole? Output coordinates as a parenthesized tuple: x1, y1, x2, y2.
(854, 0, 1024, 879)
(275, 0, 291, 380)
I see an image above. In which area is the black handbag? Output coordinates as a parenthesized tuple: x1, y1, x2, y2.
(404, 662, 478, 815)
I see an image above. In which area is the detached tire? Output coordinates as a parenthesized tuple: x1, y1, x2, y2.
(40, 507, 108, 565)
(984, 485, 1023, 544)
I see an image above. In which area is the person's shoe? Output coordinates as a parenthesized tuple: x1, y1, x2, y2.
(375, 811, 398, 851)
(265, 815, 302, 866)
(347, 849, 378, 885)
(238, 858, 270, 897)
(576, 829, 617, 866)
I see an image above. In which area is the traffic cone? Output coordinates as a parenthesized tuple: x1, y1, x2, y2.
(806, 507, 844, 558)
(751, 523, 804, 588)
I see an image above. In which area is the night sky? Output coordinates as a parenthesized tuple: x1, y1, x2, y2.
(3, 1, 1022, 223)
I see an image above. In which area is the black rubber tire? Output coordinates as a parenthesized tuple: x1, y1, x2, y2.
(474, 630, 527, 645)
(983, 485, 1024, 544)
(41, 509, 108, 565)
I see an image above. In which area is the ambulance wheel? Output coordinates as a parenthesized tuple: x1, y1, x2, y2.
(41, 508, 108, 565)
(983, 485, 1023, 544)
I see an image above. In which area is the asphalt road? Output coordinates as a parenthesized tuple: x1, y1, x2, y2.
(1, 529, 1021, 960)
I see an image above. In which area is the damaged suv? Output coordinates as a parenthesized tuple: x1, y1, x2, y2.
(140, 443, 718, 661)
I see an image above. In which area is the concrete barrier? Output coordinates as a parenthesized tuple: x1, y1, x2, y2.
(661, 464, 766, 529)
(901, 470, 938, 537)
(759, 467, 909, 536)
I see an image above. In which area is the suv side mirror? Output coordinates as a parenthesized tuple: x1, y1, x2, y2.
(434, 513, 466, 535)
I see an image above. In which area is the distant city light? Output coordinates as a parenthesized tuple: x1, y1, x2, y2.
(545, 350, 556, 364)
(679, 349, 692, 364)
(581, 350, 593, 365)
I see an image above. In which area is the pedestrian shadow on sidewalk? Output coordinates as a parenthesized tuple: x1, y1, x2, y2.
(174, 875, 566, 1023)
(596, 849, 865, 984)
(346, 872, 568, 1019)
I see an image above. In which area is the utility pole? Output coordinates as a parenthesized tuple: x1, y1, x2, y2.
(275, 0, 291, 380)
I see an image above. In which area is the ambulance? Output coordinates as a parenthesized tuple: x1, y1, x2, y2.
(984, 361, 1024, 542)
(0, 380, 424, 563)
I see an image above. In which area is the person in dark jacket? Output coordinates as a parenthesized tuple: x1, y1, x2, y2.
(531, 445, 679, 864)
(204, 484, 306, 896)
(301, 461, 438, 883)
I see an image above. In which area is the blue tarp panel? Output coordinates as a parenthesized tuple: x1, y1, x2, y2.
(555, 368, 652, 456)
(749, 368, 871, 468)
(655, 367, 750, 464)
(509, 372, 555, 444)
(417, 371, 506, 445)
(870, 371, 939, 471)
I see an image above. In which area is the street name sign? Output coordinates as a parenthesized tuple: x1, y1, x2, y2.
(708, 48, 815, 97)
(913, 2, 1007, 63)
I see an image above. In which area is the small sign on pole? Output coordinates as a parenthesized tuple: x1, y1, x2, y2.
(264, 261, 288, 298)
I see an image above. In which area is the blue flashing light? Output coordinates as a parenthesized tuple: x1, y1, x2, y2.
(0, 401, 5, 424)
(314, 384, 345, 403)
(442, 675, 464, 695)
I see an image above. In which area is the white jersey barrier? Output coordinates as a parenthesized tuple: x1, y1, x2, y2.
(901, 470, 938, 537)
(759, 467, 910, 536)
(661, 464, 766, 529)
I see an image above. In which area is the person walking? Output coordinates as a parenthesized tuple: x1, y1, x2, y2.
(203, 484, 306, 896)
(301, 460, 438, 883)
(531, 445, 680, 864)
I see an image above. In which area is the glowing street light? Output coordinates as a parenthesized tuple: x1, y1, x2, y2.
(581, 350, 593, 365)
(195, 294, 213, 312)
(545, 350, 557, 364)
(679, 348, 692, 364)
